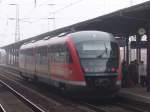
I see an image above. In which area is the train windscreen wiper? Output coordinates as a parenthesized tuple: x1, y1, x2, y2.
(97, 44, 108, 58)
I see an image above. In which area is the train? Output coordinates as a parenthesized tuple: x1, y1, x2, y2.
(19, 30, 122, 96)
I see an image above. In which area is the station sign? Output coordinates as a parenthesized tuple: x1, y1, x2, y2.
(130, 41, 148, 49)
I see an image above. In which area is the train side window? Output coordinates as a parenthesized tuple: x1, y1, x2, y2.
(65, 44, 72, 64)
(48, 46, 52, 64)
(41, 47, 47, 64)
(54, 45, 60, 63)
(48, 45, 56, 64)
(35, 47, 41, 64)
(36, 47, 48, 65)
(48, 43, 72, 64)
(25, 48, 33, 64)
(19, 50, 25, 63)
(56, 44, 65, 64)
(59, 43, 72, 64)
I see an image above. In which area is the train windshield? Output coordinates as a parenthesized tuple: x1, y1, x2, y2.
(75, 40, 119, 73)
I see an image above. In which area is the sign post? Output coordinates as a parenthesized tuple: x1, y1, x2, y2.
(147, 25, 150, 92)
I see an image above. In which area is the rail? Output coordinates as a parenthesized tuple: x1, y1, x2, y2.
(80, 101, 150, 112)
(0, 79, 45, 112)
(1, 65, 149, 112)
(0, 104, 6, 112)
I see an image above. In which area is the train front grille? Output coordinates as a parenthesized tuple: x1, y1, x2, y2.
(85, 76, 117, 88)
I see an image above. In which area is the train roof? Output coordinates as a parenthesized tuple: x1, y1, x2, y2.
(69, 31, 115, 42)
(20, 31, 116, 50)
(20, 33, 67, 49)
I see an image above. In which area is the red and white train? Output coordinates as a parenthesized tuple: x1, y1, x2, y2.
(19, 31, 122, 96)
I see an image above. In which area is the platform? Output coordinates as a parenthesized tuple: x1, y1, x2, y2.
(120, 86, 150, 104)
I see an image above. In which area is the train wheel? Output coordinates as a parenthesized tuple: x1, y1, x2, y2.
(19, 71, 22, 76)
(22, 76, 29, 81)
(33, 75, 38, 82)
(19, 72, 29, 81)
(59, 83, 66, 92)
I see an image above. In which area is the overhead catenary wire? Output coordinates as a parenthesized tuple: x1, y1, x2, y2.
(53, 0, 84, 13)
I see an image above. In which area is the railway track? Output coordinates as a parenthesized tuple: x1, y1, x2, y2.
(1, 66, 150, 112)
(0, 67, 96, 112)
(0, 73, 64, 112)
(0, 68, 76, 106)
(0, 104, 6, 112)
(81, 101, 150, 112)
(0, 79, 45, 112)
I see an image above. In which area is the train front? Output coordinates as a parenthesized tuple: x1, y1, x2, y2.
(68, 31, 121, 96)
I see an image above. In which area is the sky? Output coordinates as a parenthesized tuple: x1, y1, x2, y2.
(0, 0, 149, 47)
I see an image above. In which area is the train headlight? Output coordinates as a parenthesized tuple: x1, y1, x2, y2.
(116, 80, 121, 85)
(111, 67, 116, 72)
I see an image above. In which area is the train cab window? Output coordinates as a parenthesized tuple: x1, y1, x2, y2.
(75, 40, 119, 73)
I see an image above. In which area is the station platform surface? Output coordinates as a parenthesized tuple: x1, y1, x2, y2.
(120, 86, 150, 104)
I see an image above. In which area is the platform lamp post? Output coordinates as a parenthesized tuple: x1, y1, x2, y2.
(147, 24, 150, 92)
(9, 4, 20, 42)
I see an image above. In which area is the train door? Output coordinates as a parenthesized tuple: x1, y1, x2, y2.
(33, 47, 36, 75)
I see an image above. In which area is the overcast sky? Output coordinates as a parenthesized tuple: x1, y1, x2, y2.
(0, 0, 149, 47)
